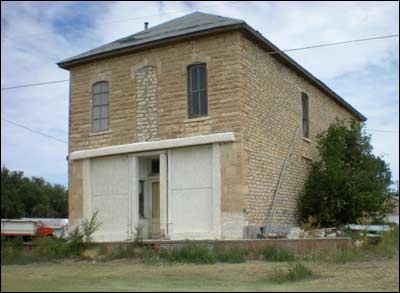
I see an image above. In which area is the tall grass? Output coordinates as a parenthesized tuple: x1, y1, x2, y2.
(261, 247, 295, 262)
(268, 263, 314, 283)
(2, 225, 397, 265)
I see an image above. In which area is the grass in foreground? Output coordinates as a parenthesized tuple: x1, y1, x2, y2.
(1, 258, 398, 292)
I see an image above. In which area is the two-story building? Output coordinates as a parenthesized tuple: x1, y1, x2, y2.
(58, 12, 365, 241)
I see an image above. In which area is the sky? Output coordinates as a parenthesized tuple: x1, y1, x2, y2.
(1, 1, 399, 189)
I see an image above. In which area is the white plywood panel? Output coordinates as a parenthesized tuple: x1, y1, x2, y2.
(91, 155, 129, 197)
(170, 145, 212, 190)
(89, 155, 129, 241)
(170, 189, 213, 233)
(169, 145, 215, 239)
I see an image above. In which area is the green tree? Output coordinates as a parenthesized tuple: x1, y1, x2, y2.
(298, 119, 393, 227)
(1, 166, 68, 218)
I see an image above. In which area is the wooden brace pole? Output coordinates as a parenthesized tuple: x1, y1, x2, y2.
(265, 125, 300, 236)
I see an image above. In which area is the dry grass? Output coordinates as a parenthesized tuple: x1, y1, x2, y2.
(2, 258, 398, 292)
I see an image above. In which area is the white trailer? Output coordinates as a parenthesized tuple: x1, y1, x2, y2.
(1, 219, 54, 238)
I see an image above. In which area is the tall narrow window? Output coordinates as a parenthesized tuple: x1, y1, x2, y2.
(92, 81, 109, 132)
(188, 63, 207, 118)
(302, 92, 310, 138)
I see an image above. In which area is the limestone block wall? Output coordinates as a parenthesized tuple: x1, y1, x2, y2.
(239, 34, 359, 229)
(67, 31, 246, 227)
(135, 66, 159, 141)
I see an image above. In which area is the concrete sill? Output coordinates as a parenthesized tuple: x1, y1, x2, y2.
(184, 116, 210, 123)
(89, 129, 112, 137)
(303, 137, 312, 143)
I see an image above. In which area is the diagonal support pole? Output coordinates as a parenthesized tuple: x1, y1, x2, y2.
(265, 125, 300, 236)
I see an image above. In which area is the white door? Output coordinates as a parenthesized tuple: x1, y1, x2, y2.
(88, 155, 129, 241)
(169, 145, 217, 239)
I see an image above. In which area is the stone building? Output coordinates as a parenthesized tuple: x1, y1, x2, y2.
(58, 12, 365, 241)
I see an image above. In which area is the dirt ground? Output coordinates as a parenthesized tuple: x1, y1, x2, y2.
(1, 258, 399, 292)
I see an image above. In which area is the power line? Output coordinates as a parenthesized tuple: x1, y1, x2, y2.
(366, 129, 399, 133)
(2, 33, 398, 91)
(1, 118, 68, 144)
(1, 1, 243, 41)
(1, 80, 69, 90)
(267, 34, 399, 55)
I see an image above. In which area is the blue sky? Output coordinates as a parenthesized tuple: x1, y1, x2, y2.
(1, 1, 399, 188)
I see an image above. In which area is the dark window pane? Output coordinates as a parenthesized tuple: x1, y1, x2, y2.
(200, 90, 208, 116)
(93, 94, 100, 106)
(101, 105, 109, 118)
(93, 83, 101, 94)
(100, 118, 108, 131)
(139, 181, 144, 218)
(92, 119, 100, 132)
(192, 92, 200, 116)
(101, 93, 108, 105)
(100, 82, 108, 93)
(93, 106, 101, 119)
(151, 159, 160, 174)
(199, 66, 206, 90)
(190, 66, 199, 91)
(302, 93, 309, 138)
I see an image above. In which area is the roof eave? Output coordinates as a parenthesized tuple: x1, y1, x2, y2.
(57, 23, 244, 70)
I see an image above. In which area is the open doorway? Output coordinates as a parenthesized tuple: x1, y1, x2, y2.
(138, 155, 161, 239)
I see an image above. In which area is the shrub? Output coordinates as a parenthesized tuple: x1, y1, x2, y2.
(133, 225, 144, 247)
(32, 237, 71, 260)
(81, 210, 101, 243)
(67, 226, 86, 255)
(261, 247, 295, 262)
(298, 119, 393, 227)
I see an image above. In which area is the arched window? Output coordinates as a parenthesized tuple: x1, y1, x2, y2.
(92, 81, 109, 132)
(187, 63, 207, 118)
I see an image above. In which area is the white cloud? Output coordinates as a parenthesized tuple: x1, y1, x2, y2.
(1, 1, 399, 187)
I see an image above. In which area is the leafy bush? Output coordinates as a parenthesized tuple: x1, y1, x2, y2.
(81, 210, 101, 243)
(261, 247, 295, 262)
(298, 119, 393, 227)
(67, 226, 86, 255)
(32, 237, 71, 260)
(1, 236, 72, 265)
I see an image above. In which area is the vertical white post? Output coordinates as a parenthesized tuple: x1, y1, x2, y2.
(159, 153, 168, 239)
(212, 143, 222, 239)
(129, 155, 139, 239)
(82, 158, 92, 220)
(167, 149, 172, 238)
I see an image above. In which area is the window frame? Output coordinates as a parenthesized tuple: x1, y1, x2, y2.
(92, 81, 110, 133)
(187, 63, 208, 119)
(301, 92, 310, 139)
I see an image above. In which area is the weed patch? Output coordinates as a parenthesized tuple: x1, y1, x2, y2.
(268, 263, 315, 283)
(261, 247, 295, 262)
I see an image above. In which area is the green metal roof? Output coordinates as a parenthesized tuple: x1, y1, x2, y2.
(58, 11, 366, 121)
